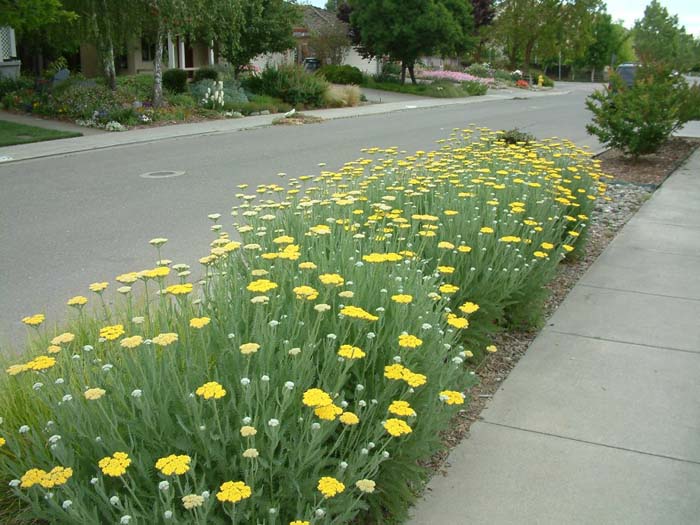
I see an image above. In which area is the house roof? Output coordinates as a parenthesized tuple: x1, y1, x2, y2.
(298, 5, 343, 33)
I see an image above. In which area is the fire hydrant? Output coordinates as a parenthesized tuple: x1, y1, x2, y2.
(538, 75, 544, 87)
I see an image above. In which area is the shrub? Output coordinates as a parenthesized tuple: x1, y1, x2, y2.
(193, 67, 220, 83)
(166, 92, 197, 109)
(49, 82, 120, 120)
(162, 69, 188, 94)
(679, 83, 700, 122)
(318, 64, 364, 85)
(462, 80, 489, 96)
(586, 66, 688, 157)
(0, 76, 33, 99)
(498, 128, 536, 145)
(323, 84, 362, 107)
(257, 65, 329, 108)
(0, 129, 600, 525)
(466, 63, 492, 78)
(190, 79, 248, 108)
(116, 74, 154, 102)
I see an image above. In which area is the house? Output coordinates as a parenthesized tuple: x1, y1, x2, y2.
(80, 36, 216, 77)
(252, 6, 380, 75)
(0, 26, 21, 79)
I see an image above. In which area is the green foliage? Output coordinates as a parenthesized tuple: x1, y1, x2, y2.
(0, 0, 76, 32)
(633, 0, 696, 69)
(585, 12, 631, 71)
(498, 128, 536, 145)
(256, 65, 329, 107)
(318, 64, 364, 85)
(365, 77, 487, 98)
(116, 74, 154, 101)
(0, 77, 33, 100)
(165, 92, 197, 109)
(585, 66, 688, 157)
(349, 0, 475, 82)
(466, 62, 492, 78)
(48, 82, 120, 120)
(193, 67, 220, 83)
(679, 83, 700, 122)
(215, 0, 301, 73)
(308, 18, 351, 65)
(227, 94, 292, 116)
(162, 69, 188, 94)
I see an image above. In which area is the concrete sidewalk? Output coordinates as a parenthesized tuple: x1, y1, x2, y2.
(0, 86, 575, 164)
(409, 151, 700, 524)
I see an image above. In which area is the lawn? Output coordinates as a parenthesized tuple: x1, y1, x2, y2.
(0, 120, 81, 147)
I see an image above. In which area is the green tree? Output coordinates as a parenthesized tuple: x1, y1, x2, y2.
(349, 0, 475, 84)
(0, 0, 75, 32)
(633, 0, 694, 69)
(215, 0, 299, 76)
(584, 12, 630, 80)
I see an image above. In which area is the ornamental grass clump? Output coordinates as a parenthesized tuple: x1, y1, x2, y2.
(0, 128, 607, 524)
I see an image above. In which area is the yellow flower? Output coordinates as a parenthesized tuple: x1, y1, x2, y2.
(303, 388, 333, 408)
(391, 294, 413, 304)
(273, 235, 295, 244)
(21, 314, 45, 326)
(337, 345, 365, 359)
(251, 269, 269, 277)
(439, 284, 459, 294)
(20, 467, 73, 489)
(293, 286, 319, 301)
(480, 227, 494, 234)
(388, 400, 416, 417)
(362, 252, 403, 263)
(298, 262, 317, 270)
(398, 334, 422, 348)
(405, 372, 427, 387)
(338, 290, 354, 298)
(247, 279, 278, 293)
(355, 479, 376, 493)
(182, 494, 205, 510)
(240, 426, 257, 437)
(47, 345, 61, 354)
(339, 411, 360, 425)
(152, 332, 179, 346)
(459, 302, 480, 315)
(446, 313, 469, 329)
(439, 390, 465, 405)
(166, 283, 193, 295)
(240, 342, 260, 355)
(67, 295, 88, 307)
(6, 363, 29, 376)
(50, 332, 75, 345)
(189, 317, 211, 329)
(339, 306, 379, 321)
(120, 335, 143, 349)
(155, 454, 191, 476)
(99, 452, 131, 477)
(116, 272, 139, 284)
(314, 404, 343, 421)
(384, 364, 408, 380)
(319, 273, 345, 286)
(541, 242, 555, 250)
(100, 324, 125, 341)
(383, 418, 412, 437)
(142, 266, 170, 279)
(437, 241, 455, 249)
(563, 244, 575, 252)
(317, 476, 345, 498)
(0, 437, 5, 447)
(486, 344, 498, 353)
(84, 388, 106, 400)
(437, 266, 455, 274)
(533, 251, 548, 258)
(309, 224, 331, 235)
(457, 245, 472, 253)
(290, 521, 310, 525)
(89, 282, 109, 293)
(216, 481, 252, 503)
(196, 381, 227, 400)
(26, 355, 56, 371)
(242, 448, 259, 458)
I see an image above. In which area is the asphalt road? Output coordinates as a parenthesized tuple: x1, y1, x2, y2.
(0, 82, 600, 351)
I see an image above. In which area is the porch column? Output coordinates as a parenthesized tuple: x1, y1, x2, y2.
(8, 27, 17, 57)
(178, 37, 185, 69)
(208, 41, 215, 65)
(167, 33, 176, 68)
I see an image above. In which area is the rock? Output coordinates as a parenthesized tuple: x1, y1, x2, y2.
(260, 110, 270, 115)
(250, 111, 261, 116)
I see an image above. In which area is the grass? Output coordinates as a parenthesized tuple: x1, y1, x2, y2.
(363, 78, 488, 98)
(0, 120, 81, 147)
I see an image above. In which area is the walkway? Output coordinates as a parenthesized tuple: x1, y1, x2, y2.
(409, 149, 700, 524)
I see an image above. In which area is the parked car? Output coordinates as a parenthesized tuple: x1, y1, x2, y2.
(303, 57, 321, 73)
(608, 63, 638, 91)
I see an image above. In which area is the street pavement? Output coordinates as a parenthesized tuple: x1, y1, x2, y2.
(0, 82, 599, 350)
(408, 149, 700, 524)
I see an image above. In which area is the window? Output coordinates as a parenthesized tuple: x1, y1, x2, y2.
(141, 37, 156, 62)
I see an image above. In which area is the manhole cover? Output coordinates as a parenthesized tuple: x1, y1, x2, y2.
(139, 170, 186, 179)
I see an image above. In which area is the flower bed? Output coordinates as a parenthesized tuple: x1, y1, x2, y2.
(416, 70, 494, 85)
(0, 129, 605, 524)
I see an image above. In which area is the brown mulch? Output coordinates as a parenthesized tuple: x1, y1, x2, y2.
(596, 136, 700, 186)
(423, 137, 698, 477)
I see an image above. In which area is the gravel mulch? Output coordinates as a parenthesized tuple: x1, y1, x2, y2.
(423, 138, 699, 478)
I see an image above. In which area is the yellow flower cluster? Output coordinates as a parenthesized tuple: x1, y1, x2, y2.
(384, 364, 427, 387)
(155, 454, 191, 476)
(383, 418, 412, 437)
(337, 344, 365, 359)
(293, 285, 319, 301)
(20, 466, 73, 489)
(98, 452, 131, 477)
(216, 480, 252, 503)
(189, 316, 211, 329)
(166, 283, 193, 295)
(99, 324, 125, 341)
(152, 332, 178, 346)
(317, 476, 345, 498)
(21, 314, 45, 326)
(339, 306, 379, 322)
(196, 381, 227, 400)
(398, 334, 423, 348)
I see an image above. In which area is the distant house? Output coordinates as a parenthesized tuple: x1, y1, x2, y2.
(253, 6, 380, 75)
(0, 26, 21, 79)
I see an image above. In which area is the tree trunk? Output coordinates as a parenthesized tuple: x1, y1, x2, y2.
(524, 40, 535, 80)
(408, 62, 416, 85)
(400, 61, 406, 85)
(101, 0, 116, 90)
(590, 68, 595, 82)
(153, 23, 164, 108)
